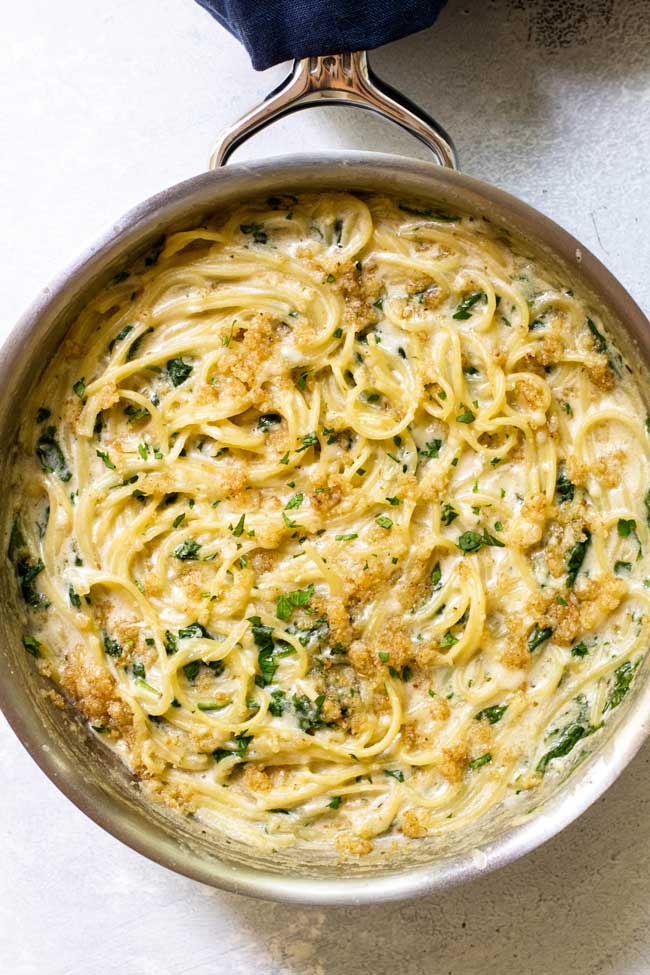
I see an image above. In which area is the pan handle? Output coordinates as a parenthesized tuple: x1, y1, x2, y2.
(209, 51, 457, 169)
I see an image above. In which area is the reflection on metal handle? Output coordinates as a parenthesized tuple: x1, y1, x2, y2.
(209, 51, 457, 169)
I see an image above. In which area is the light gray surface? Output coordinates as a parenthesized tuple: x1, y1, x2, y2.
(2, 0, 650, 971)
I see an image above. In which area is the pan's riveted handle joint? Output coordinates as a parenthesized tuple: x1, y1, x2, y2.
(209, 51, 457, 169)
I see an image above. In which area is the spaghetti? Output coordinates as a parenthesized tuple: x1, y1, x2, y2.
(9, 191, 650, 853)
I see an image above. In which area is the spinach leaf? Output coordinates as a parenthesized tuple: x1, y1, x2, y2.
(453, 293, 485, 321)
(36, 427, 71, 482)
(16, 557, 47, 608)
(258, 413, 282, 431)
(587, 317, 608, 354)
(537, 722, 590, 774)
(475, 705, 507, 724)
(166, 358, 193, 387)
(292, 693, 326, 733)
(604, 660, 638, 712)
(566, 530, 591, 587)
(555, 471, 575, 504)
(528, 624, 553, 652)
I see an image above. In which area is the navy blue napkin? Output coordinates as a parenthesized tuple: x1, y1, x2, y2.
(194, 0, 448, 71)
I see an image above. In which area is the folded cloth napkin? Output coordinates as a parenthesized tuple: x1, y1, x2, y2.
(194, 0, 448, 71)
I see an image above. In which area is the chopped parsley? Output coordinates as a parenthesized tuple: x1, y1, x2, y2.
(571, 642, 589, 658)
(455, 405, 475, 424)
(173, 538, 201, 560)
(96, 449, 116, 470)
(103, 632, 123, 657)
(468, 753, 492, 769)
(276, 584, 314, 621)
(231, 513, 246, 537)
(617, 518, 636, 538)
(441, 503, 459, 526)
(457, 528, 505, 553)
(418, 438, 442, 458)
(296, 432, 318, 452)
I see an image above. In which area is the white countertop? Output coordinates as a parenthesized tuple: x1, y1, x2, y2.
(3, 1, 650, 971)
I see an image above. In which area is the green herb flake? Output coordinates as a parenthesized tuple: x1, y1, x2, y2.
(475, 705, 507, 724)
(173, 539, 201, 560)
(453, 292, 485, 320)
(468, 753, 492, 769)
(103, 632, 123, 657)
(296, 432, 318, 452)
(571, 642, 589, 658)
(618, 518, 636, 538)
(456, 405, 475, 424)
(96, 449, 116, 470)
(276, 584, 315, 621)
(231, 513, 246, 537)
(441, 503, 459, 526)
(418, 438, 442, 459)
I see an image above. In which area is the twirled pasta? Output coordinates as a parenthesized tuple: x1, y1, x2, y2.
(9, 192, 650, 854)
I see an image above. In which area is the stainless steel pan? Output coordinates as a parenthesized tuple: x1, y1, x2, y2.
(2, 52, 650, 906)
